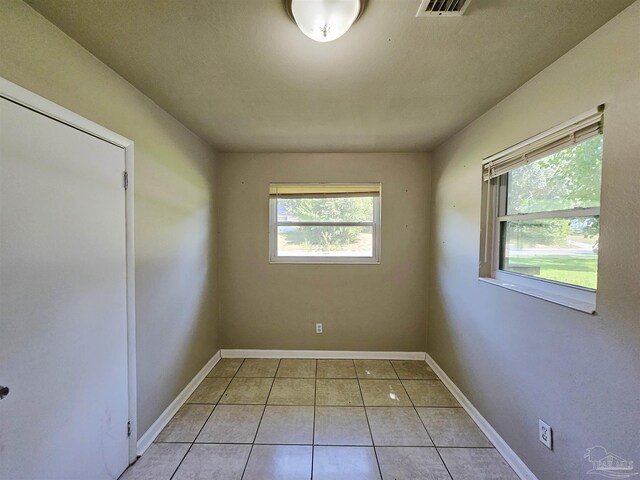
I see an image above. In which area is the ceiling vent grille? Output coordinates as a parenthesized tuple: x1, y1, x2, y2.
(416, 0, 472, 17)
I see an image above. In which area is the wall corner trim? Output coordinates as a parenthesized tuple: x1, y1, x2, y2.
(425, 353, 538, 480)
(220, 349, 427, 360)
(136, 350, 221, 456)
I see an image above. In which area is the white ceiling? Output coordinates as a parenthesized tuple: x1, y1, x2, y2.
(25, 0, 634, 152)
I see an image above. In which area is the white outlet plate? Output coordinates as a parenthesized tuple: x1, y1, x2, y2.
(539, 419, 552, 449)
(315, 323, 323, 334)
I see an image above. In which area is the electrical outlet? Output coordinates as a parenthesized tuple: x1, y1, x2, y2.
(315, 323, 323, 334)
(539, 419, 552, 449)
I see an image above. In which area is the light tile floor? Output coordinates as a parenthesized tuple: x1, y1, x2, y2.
(120, 358, 519, 480)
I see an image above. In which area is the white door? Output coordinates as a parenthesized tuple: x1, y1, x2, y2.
(0, 97, 130, 479)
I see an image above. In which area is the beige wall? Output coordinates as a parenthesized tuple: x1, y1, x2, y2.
(428, 3, 640, 479)
(218, 153, 430, 351)
(0, 0, 220, 436)
(3, 1, 638, 475)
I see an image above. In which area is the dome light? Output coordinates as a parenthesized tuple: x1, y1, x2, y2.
(285, 0, 366, 43)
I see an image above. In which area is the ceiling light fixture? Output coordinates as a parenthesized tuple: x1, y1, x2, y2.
(285, 0, 367, 43)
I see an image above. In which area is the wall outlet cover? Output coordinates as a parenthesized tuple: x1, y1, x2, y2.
(539, 419, 552, 449)
(315, 323, 323, 334)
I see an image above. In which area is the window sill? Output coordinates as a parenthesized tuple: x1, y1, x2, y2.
(270, 259, 380, 265)
(478, 277, 596, 314)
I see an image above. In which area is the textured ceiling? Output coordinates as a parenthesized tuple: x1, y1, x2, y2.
(25, 0, 634, 152)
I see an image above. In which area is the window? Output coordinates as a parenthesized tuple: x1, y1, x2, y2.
(480, 106, 604, 313)
(269, 183, 381, 264)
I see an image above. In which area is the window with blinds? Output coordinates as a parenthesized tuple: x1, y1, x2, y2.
(482, 105, 604, 181)
(269, 183, 381, 263)
(479, 107, 604, 310)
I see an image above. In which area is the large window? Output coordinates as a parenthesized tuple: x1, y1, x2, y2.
(269, 183, 381, 264)
(480, 106, 604, 312)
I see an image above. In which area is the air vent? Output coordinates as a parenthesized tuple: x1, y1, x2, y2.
(416, 0, 472, 17)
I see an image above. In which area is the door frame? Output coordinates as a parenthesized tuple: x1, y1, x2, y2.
(0, 77, 138, 464)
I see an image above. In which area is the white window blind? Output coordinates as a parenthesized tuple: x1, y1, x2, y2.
(269, 183, 381, 198)
(482, 105, 604, 181)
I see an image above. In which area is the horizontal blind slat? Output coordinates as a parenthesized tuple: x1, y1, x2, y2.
(482, 106, 604, 181)
(269, 192, 379, 199)
(269, 183, 381, 198)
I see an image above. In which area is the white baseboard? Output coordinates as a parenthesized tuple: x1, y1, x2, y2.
(136, 350, 221, 456)
(425, 353, 538, 480)
(220, 349, 426, 360)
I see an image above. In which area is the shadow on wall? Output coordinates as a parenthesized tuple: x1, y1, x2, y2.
(134, 156, 219, 435)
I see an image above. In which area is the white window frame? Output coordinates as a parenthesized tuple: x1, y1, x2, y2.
(269, 182, 381, 264)
(479, 107, 604, 314)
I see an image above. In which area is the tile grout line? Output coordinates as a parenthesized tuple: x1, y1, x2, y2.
(185, 402, 464, 408)
(410, 365, 515, 476)
(239, 358, 279, 480)
(398, 379, 464, 409)
(151, 358, 482, 480)
(151, 440, 497, 448)
(392, 361, 456, 480)
(211, 374, 374, 379)
(167, 358, 246, 480)
(167, 431, 195, 479)
(354, 359, 384, 480)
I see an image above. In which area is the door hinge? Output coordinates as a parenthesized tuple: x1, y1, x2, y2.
(127, 421, 131, 437)
(123, 171, 129, 190)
